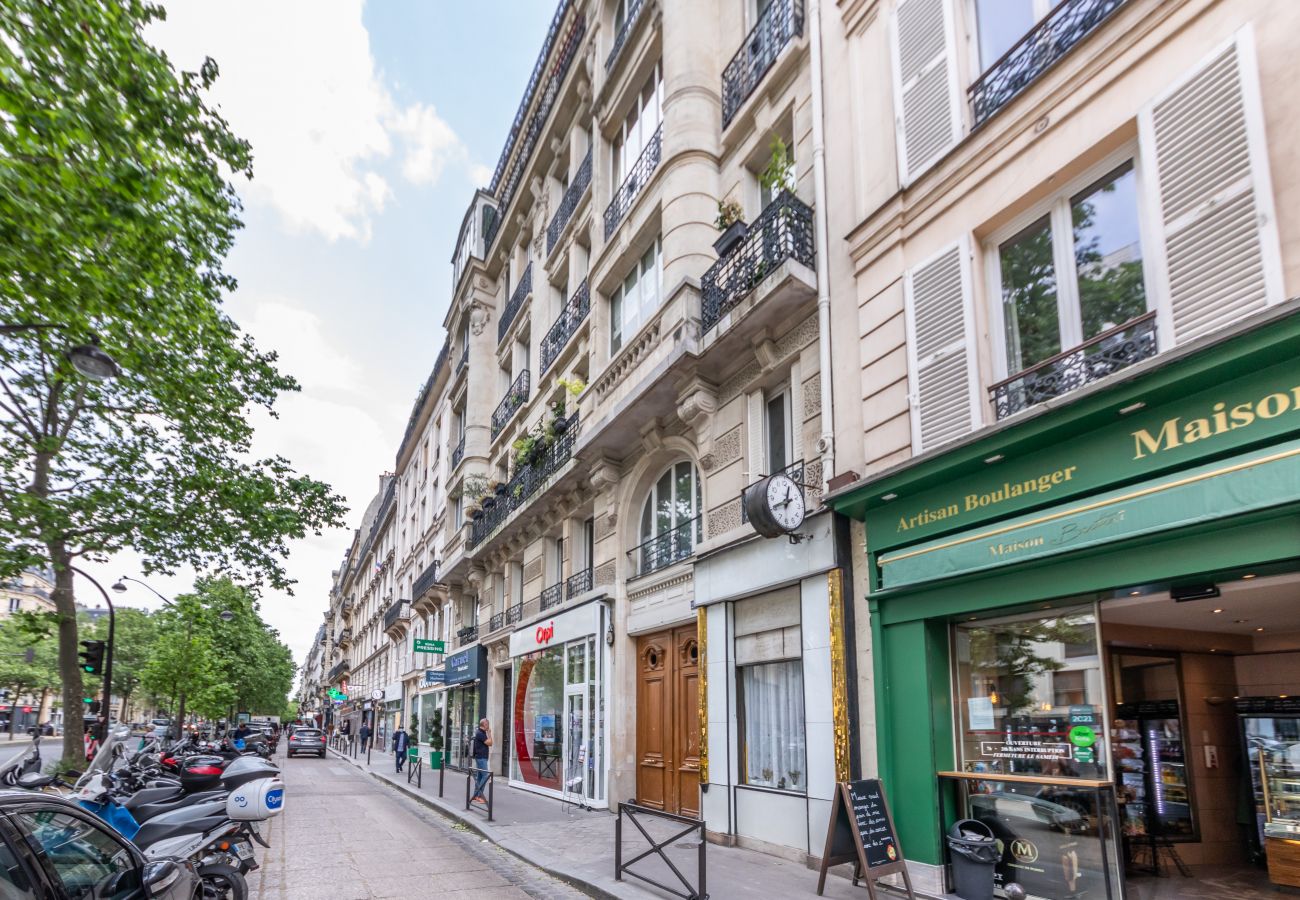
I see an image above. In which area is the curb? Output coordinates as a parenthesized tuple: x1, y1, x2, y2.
(327, 748, 625, 900)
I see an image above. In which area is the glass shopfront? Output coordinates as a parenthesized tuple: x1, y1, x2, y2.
(509, 602, 607, 805)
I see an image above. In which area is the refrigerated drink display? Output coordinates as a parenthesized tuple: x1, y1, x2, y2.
(1113, 701, 1195, 840)
(1239, 697, 1300, 889)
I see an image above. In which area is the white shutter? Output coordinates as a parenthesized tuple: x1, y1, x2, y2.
(903, 240, 980, 453)
(1138, 30, 1283, 345)
(889, 0, 961, 185)
(747, 390, 765, 478)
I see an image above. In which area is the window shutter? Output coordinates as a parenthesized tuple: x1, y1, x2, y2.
(1139, 31, 1283, 345)
(747, 390, 765, 478)
(889, 0, 961, 184)
(903, 241, 979, 453)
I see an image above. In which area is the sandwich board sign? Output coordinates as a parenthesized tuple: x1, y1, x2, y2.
(816, 779, 915, 899)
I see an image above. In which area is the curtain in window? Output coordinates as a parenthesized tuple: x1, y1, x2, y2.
(741, 660, 805, 792)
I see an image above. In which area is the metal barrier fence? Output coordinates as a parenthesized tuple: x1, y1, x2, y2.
(615, 802, 707, 900)
(406, 747, 422, 789)
(439, 762, 495, 822)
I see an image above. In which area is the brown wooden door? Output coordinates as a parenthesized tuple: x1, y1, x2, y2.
(636, 625, 700, 816)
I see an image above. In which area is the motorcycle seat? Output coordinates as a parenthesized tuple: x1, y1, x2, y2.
(16, 773, 56, 789)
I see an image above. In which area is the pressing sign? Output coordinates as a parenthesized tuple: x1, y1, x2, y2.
(817, 779, 915, 899)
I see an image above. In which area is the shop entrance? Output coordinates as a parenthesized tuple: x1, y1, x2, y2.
(635, 626, 700, 817)
(1102, 572, 1300, 900)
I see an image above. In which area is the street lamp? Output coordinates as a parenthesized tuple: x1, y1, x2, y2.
(0, 324, 122, 381)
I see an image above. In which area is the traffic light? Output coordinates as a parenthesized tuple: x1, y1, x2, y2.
(78, 640, 105, 675)
(88, 700, 101, 714)
(22, 648, 33, 664)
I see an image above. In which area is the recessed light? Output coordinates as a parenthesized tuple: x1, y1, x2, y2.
(1118, 401, 1147, 415)
(881, 493, 898, 502)
(1210, 648, 1218, 653)
(1213, 608, 1224, 614)
(1256, 627, 1265, 632)
(984, 454, 1005, 464)
(1243, 573, 1256, 580)
(967, 616, 977, 621)
(1129, 591, 1140, 596)
(1282, 695, 1290, 699)
(1235, 619, 1248, 624)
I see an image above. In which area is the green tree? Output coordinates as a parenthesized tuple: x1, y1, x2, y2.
(0, 1, 346, 767)
(85, 607, 156, 724)
(0, 612, 61, 737)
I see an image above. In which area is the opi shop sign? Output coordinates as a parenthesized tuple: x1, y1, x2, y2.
(508, 602, 603, 658)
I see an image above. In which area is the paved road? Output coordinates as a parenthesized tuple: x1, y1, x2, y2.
(251, 749, 586, 900)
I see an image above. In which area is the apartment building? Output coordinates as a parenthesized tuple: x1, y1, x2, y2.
(822, 0, 1300, 897)
(1, 567, 55, 618)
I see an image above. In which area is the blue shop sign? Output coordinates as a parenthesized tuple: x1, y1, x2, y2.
(442, 646, 485, 686)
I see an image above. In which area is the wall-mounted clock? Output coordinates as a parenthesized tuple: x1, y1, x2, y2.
(743, 472, 806, 539)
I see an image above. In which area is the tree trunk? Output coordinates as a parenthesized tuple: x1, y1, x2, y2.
(49, 546, 86, 769)
(6, 685, 18, 741)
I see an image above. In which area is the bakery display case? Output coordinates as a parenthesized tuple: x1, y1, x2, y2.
(1240, 697, 1300, 888)
(1114, 700, 1196, 842)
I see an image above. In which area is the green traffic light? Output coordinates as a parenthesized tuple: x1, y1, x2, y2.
(82, 697, 93, 703)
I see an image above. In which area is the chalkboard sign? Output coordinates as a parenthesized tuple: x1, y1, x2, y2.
(817, 780, 914, 899)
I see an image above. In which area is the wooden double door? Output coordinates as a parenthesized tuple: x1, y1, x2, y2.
(635, 625, 700, 817)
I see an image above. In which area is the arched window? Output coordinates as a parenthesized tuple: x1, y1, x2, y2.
(637, 461, 702, 574)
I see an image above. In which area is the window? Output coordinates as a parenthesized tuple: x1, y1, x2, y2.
(994, 160, 1148, 377)
(757, 136, 794, 211)
(637, 461, 702, 574)
(17, 808, 138, 898)
(610, 237, 662, 354)
(765, 388, 791, 474)
(973, 0, 1043, 72)
(0, 832, 35, 898)
(612, 64, 663, 185)
(8, 598, 19, 613)
(736, 589, 804, 792)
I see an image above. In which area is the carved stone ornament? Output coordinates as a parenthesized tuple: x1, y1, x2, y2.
(588, 457, 622, 493)
(468, 301, 492, 336)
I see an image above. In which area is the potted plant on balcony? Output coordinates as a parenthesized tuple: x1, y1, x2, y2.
(713, 198, 747, 257)
(493, 480, 508, 497)
(512, 434, 537, 468)
(550, 399, 570, 434)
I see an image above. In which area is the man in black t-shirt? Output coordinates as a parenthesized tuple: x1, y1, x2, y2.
(471, 718, 492, 804)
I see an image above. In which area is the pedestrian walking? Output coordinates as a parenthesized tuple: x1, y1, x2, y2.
(392, 723, 409, 774)
(359, 720, 372, 753)
(471, 718, 492, 804)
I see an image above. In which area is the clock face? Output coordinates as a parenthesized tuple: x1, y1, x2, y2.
(765, 473, 805, 532)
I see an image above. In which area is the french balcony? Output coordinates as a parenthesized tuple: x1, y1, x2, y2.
(383, 601, 410, 636)
(456, 625, 479, 647)
(547, 149, 592, 256)
(701, 191, 815, 334)
(629, 515, 702, 578)
(566, 568, 592, 600)
(990, 312, 1157, 420)
(327, 661, 350, 683)
(470, 414, 581, 549)
(506, 602, 524, 625)
(605, 0, 648, 72)
(487, 610, 506, 634)
(540, 583, 564, 612)
(604, 125, 662, 240)
(491, 369, 531, 438)
(540, 280, 590, 374)
(499, 263, 533, 343)
(721, 0, 804, 129)
(451, 435, 466, 471)
(970, 0, 1127, 127)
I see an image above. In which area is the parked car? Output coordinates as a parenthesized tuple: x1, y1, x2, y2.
(0, 790, 199, 898)
(286, 728, 325, 758)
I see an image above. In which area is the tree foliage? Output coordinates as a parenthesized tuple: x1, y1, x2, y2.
(0, 0, 346, 765)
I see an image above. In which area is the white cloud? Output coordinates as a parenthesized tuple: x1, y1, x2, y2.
(150, 1, 471, 242)
(469, 162, 494, 189)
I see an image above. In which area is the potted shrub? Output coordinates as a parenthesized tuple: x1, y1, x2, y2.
(482, 494, 496, 511)
(513, 435, 537, 468)
(427, 711, 443, 770)
(551, 400, 571, 434)
(493, 481, 508, 497)
(470, 507, 484, 522)
(713, 198, 747, 257)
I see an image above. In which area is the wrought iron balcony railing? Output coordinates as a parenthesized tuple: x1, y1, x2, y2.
(337, 627, 353, 646)
(451, 435, 466, 471)
(470, 414, 581, 549)
(547, 149, 592, 256)
(722, 0, 804, 128)
(457, 625, 479, 647)
(568, 567, 593, 599)
(970, 0, 1126, 127)
(991, 312, 1157, 420)
(412, 559, 440, 601)
(491, 369, 530, 438)
(701, 191, 815, 333)
(488, 611, 505, 633)
(540, 583, 564, 612)
(629, 515, 702, 578)
(606, 0, 648, 71)
(383, 601, 409, 631)
(327, 661, 350, 682)
(506, 602, 524, 625)
(605, 125, 662, 239)
(499, 263, 533, 342)
(540, 280, 590, 374)
(456, 349, 468, 376)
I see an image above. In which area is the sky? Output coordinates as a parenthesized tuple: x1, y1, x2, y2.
(79, 0, 556, 681)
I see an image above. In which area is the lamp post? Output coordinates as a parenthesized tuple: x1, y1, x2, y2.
(69, 568, 114, 742)
(0, 324, 121, 381)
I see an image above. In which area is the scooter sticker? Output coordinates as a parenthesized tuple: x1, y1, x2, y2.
(233, 794, 249, 808)
(266, 789, 284, 810)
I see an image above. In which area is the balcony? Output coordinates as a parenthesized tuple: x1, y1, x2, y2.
(605, 125, 662, 239)
(629, 514, 702, 578)
(337, 627, 353, 648)
(701, 191, 815, 333)
(412, 559, 441, 602)
(456, 349, 468, 376)
(540, 583, 564, 612)
(500, 263, 533, 342)
(721, 0, 804, 129)
(492, 369, 531, 438)
(970, 0, 1126, 127)
(606, 0, 648, 72)
(327, 661, 350, 683)
(451, 435, 466, 471)
(547, 149, 592, 256)
(487, 610, 506, 634)
(566, 568, 592, 600)
(540, 280, 590, 374)
(990, 312, 1157, 420)
(382, 601, 409, 634)
(506, 602, 523, 625)
(456, 625, 479, 647)
(470, 414, 581, 549)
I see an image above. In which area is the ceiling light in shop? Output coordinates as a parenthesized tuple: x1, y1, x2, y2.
(1129, 591, 1140, 596)
(1256, 627, 1265, 632)
(1213, 608, 1224, 614)
(881, 493, 898, 502)
(984, 454, 1005, 464)
(1118, 401, 1147, 415)
(1243, 573, 1256, 579)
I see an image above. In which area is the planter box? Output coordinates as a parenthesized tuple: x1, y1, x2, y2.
(713, 220, 748, 257)
(429, 749, 443, 769)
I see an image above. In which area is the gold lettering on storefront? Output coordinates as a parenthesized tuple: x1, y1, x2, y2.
(1132, 388, 1300, 460)
(895, 466, 1079, 533)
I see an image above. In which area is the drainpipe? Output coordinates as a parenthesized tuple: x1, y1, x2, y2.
(807, 0, 835, 489)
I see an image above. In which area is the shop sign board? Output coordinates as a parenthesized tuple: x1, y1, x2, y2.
(442, 645, 486, 686)
(508, 601, 601, 657)
(861, 360, 1300, 552)
(422, 669, 446, 686)
(816, 779, 914, 899)
(879, 438, 1300, 588)
(413, 638, 445, 653)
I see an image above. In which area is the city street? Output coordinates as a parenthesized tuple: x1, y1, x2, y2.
(251, 749, 585, 900)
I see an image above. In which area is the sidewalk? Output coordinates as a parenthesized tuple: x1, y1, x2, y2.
(326, 746, 900, 900)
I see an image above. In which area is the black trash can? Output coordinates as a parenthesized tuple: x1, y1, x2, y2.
(947, 818, 999, 900)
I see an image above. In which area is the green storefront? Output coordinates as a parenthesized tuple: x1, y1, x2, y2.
(828, 305, 1300, 899)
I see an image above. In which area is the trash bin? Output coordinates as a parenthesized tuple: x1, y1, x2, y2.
(947, 818, 999, 900)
